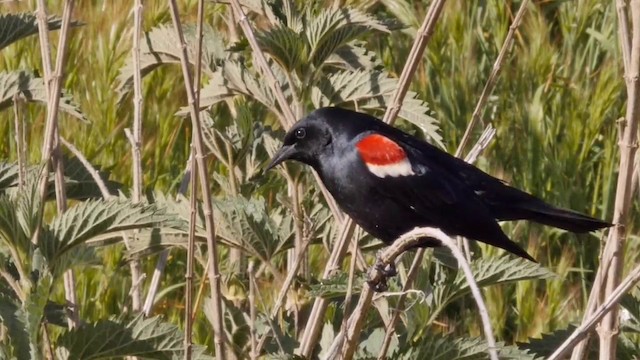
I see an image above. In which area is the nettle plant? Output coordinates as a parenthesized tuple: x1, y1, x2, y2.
(0, 13, 214, 360)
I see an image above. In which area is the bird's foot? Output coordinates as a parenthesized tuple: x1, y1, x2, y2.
(367, 254, 397, 292)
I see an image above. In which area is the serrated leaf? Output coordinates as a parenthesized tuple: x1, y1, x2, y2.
(179, 61, 277, 116)
(117, 24, 224, 100)
(0, 162, 19, 192)
(451, 257, 555, 297)
(306, 7, 393, 68)
(308, 272, 367, 299)
(0, 71, 87, 121)
(311, 70, 442, 146)
(56, 315, 213, 359)
(517, 326, 579, 359)
(0, 293, 32, 360)
(214, 195, 292, 261)
(397, 334, 535, 360)
(324, 41, 383, 71)
(257, 24, 309, 73)
(0, 13, 81, 50)
(41, 199, 173, 270)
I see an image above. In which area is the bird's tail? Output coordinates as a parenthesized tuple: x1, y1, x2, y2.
(495, 198, 611, 233)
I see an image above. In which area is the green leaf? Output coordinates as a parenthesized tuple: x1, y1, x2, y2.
(214, 195, 292, 261)
(311, 70, 442, 146)
(41, 199, 173, 271)
(324, 41, 383, 71)
(0, 162, 19, 192)
(397, 334, 535, 360)
(0, 71, 87, 121)
(257, 24, 309, 73)
(181, 61, 277, 116)
(306, 7, 393, 69)
(55, 315, 213, 359)
(0, 13, 80, 51)
(117, 24, 225, 100)
(517, 326, 579, 359)
(0, 293, 32, 360)
(451, 257, 555, 296)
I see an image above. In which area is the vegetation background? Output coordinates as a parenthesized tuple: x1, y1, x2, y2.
(1, 0, 639, 359)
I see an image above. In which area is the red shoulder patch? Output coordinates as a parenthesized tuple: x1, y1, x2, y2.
(356, 134, 407, 165)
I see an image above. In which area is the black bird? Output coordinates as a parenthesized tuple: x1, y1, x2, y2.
(266, 107, 611, 262)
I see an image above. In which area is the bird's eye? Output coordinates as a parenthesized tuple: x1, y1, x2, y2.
(295, 128, 306, 139)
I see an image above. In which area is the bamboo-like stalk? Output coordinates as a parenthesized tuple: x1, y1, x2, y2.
(297, 2, 447, 355)
(167, 2, 227, 359)
(571, 2, 636, 359)
(596, 1, 640, 358)
(185, 149, 197, 360)
(248, 261, 257, 360)
(325, 227, 498, 360)
(127, 0, 145, 313)
(34, 0, 78, 329)
(228, 0, 295, 127)
(184, 1, 206, 357)
(13, 95, 25, 189)
(550, 263, 640, 360)
(381, 0, 447, 125)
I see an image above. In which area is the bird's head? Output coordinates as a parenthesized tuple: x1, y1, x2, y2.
(265, 110, 336, 171)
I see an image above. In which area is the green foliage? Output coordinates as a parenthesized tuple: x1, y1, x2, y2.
(56, 315, 213, 359)
(0, 13, 73, 51)
(0, 0, 633, 358)
(0, 71, 87, 121)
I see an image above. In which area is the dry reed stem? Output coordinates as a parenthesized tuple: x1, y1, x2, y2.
(550, 263, 640, 360)
(34, 0, 78, 329)
(596, 1, 640, 358)
(455, 0, 530, 157)
(125, 0, 146, 315)
(184, 2, 206, 358)
(167, 1, 227, 358)
(325, 227, 498, 360)
(572, 2, 637, 359)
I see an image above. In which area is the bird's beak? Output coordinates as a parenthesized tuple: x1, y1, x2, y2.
(265, 144, 296, 172)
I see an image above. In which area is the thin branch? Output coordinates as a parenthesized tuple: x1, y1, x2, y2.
(381, 0, 448, 126)
(128, 0, 146, 314)
(228, 0, 296, 127)
(376, 248, 425, 360)
(34, 0, 78, 329)
(248, 261, 258, 360)
(60, 137, 112, 198)
(589, 1, 640, 358)
(550, 263, 640, 360)
(184, 0, 205, 357)
(572, 1, 637, 358)
(185, 147, 197, 360)
(455, 0, 530, 157)
(13, 95, 25, 189)
(325, 227, 498, 360)
(142, 157, 192, 316)
(167, 2, 227, 358)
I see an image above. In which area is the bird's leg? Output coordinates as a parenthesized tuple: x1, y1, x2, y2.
(367, 251, 398, 292)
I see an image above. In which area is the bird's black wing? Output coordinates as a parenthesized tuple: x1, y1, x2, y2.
(363, 139, 535, 261)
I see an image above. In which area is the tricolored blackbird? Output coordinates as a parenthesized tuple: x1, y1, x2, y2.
(266, 107, 611, 262)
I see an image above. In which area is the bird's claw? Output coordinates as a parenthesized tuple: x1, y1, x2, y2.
(367, 256, 397, 292)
